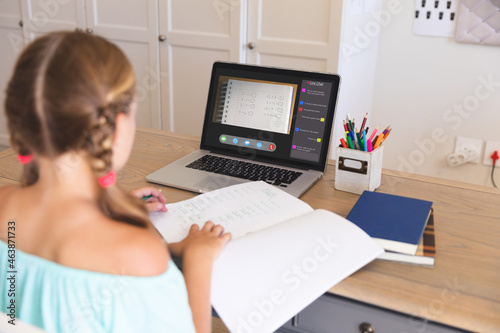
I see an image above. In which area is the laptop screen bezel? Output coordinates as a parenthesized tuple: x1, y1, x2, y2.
(199, 61, 341, 172)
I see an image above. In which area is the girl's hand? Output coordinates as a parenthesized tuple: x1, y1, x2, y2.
(178, 222, 231, 333)
(130, 186, 168, 212)
(168, 221, 231, 260)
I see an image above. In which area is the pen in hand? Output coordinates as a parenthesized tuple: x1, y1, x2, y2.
(130, 187, 168, 212)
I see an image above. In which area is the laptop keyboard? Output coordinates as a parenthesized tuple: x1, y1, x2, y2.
(185, 155, 303, 188)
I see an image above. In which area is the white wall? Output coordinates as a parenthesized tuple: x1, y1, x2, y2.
(366, 0, 500, 187)
(334, 0, 382, 155)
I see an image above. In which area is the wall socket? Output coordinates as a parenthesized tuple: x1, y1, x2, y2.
(455, 136, 482, 164)
(483, 141, 500, 166)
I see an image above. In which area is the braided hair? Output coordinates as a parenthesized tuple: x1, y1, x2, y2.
(5, 31, 149, 228)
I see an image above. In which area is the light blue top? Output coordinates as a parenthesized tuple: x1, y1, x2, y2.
(0, 241, 196, 333)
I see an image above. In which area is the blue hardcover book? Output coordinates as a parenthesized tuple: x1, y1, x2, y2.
(346, 191, 433, 255)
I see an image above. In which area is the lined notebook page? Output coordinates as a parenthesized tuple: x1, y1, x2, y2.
(149, 182, 313, 243)
(211, 209, 385, 333)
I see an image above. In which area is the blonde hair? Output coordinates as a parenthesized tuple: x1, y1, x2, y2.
(5, 31, 149, 228)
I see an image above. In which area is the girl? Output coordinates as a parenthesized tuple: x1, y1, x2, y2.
(0, 31, 230, 332)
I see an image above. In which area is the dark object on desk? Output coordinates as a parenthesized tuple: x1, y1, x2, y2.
(377, 210, 436, 266)
(346, 191, 433, 255)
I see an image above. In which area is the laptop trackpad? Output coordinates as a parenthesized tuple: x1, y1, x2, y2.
(194, 176, 247, 193)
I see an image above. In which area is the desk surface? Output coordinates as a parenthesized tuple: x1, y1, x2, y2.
(0, 128, 499, 332)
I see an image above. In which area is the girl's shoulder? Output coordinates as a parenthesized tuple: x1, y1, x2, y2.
(57, 213, 171, 277)
(0, 185, 20, 237)
(0, 184, 170, 277)
(0, 184, 17, 200)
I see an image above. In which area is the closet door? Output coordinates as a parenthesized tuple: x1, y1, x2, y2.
(0, 1, 25, 145)
(19, 0, 85, 38)
(247, 0, 343, 73)
(158, 0, 244, 135)
(85, 0, 161, 129)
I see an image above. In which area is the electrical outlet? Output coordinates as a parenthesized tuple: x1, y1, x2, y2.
(455, 136, 482, 164)
(483, 141, 500, 166)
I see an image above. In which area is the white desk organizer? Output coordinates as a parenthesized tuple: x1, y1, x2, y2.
(335, 146, 383, 194)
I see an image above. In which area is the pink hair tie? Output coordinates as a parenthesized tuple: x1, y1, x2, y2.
(17, 154, 33, 164)
(98, 171, 116, 188)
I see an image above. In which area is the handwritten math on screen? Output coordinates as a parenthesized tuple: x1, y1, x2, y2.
(216, 77, 297, 135)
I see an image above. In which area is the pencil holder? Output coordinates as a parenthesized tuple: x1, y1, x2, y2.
(334, 146, 383, 194)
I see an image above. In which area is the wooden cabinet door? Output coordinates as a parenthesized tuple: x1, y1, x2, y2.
(19, 0, 85, 38)
(85, 0, 161, 129)
(158, 0, 243, 135)
(0, 1, 25, 145)
(247, 0, 342, 73)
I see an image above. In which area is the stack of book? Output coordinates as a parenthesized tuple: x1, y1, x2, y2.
(347, 191, 436, 266)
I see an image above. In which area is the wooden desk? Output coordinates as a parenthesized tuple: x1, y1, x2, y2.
(1, 128, 499, 332)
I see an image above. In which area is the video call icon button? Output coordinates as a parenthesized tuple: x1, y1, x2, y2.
(219, 135, 276, 152)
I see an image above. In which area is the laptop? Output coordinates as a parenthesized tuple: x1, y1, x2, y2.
(146, 61, 341, 197)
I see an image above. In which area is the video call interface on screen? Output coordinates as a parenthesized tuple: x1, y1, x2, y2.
(204, 71, 335, 168)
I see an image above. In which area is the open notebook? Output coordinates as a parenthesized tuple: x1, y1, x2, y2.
(149, 181, 383, 332)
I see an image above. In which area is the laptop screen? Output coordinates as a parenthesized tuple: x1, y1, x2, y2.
(200, 62, 341, 171)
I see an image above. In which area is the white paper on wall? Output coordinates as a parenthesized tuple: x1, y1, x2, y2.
(413, 0, 459, 37)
